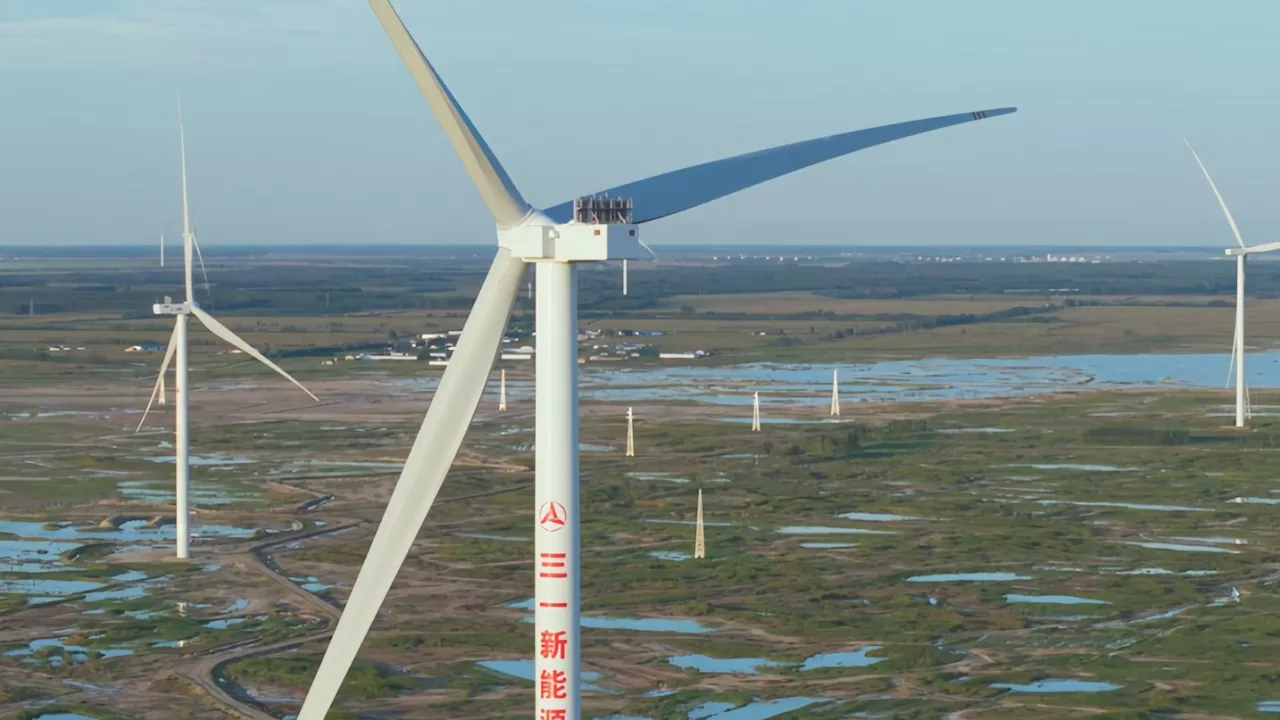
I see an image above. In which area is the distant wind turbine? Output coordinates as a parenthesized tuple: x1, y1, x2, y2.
(498, 368, 507, 411)
(830, 369, 841, 417)
(135, 98, 319, 559)
(293, 2, 1014, 718)
(1185, 139, 1276, 428)
(694, 489, 706, 559)
(752, 391, 762, 432)
(625, 406, 635, 457)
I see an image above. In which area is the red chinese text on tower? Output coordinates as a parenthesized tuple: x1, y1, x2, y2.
(539, 630, 567, 660)
(539, 669, 567, 699)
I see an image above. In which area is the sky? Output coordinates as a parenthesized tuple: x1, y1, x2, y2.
(1, 0, 1277, 247)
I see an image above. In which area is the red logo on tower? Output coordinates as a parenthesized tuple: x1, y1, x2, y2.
(539, 501, 567, 532)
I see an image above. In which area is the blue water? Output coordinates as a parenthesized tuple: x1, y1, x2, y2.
(777, 526, 896, 536)
(907, 572, 1030, 583)
(289, 576, 334, 593)
(628, 472, 692, 483)
(0, 519, 258, 542)
(140, 453, 253, 466)
(689, 702, 737, 719)
(645, 519, 733, 527)
(1132, 607, 1190, 622)
(0, 538, 84, 572)
(381, 352, 1280, 408)
(1230, 497, 1280, 505)
(1037, 500, 1209, 512)
(503, 599, 713, 633)
(648, 550, 692, 561)
(691, 698, 830, 719)
(800, 646, 884, 670)
(1006, 594, 1110, 605)
(1, 569, 153, 602)
(800, 542, 857, 549)
(1123, 541, 1240, 554)
(1257, 701, 1280, 713)
(669, 654, 782, 674)
(476, 659, 605, 692)
(1168, 536, 1246, 546)
(838, 512, 923, 522)
(5, 637, 134, 667)
(576, 352, 1280, 405)
(518, 615, 713, 634)
(116, 480, 259, 506)
(992, 679, 1121, 693)
(1008, 463, 1136, 472)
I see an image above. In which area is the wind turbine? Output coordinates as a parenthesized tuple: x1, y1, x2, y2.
(498, 368, 508, 411)
(625, 407, 635, 457)
(136, 99, 319, 560)
(694, 489, 706, 560)
(752, 391, 762, 432)
(1185, 139, 1277, 428)
(295, 3, 1014, 718)
(830, 369, 841, 417)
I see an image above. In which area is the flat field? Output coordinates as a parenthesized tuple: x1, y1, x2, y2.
(2, 251, 1279, 719)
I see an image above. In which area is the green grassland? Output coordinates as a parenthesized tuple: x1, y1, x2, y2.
(4, 252, 1280, 718)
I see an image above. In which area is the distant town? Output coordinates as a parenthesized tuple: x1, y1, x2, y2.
(347, 328, 709, 365)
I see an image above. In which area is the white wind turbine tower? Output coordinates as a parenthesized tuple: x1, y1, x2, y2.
(295, 3, 1014, 717)
(1185, 139, 1277, 428)
(830, 369, 841, 417)
(694, 489, 706, 560)
(135, 100, 319, 559)
(751, 391, 762, 432)
(625, 407, 635, 457)
(498, 368, 508, 411)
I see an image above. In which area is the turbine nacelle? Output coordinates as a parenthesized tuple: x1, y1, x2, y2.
(152, 299, 193, 316)
(498, 199, 647, 263)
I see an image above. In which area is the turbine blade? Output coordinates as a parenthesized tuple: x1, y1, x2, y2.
(543, 107, 1017, 224)
(1227, 322, 1238, 389)
(368, 0, 531, 227)
(297, 249, 526, 719)
(192, 233, 211, 292)
(178, 94, 196, 302)
(136, 323, 180, 432)
(1241, 240, 1280, 254)
(1184, 139, 1246, 248)
(188, 306, 319, 402)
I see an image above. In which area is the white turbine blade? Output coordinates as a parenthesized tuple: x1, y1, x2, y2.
(368, 0, 530, 227)
(1227, 322, 1238, 389)
(136, 323, 180, 432)
(542, 107, 1017, 224)
(1242, 240, 1280, 254)
(177, 95, 197, 303)
(297, 249, 526, 719)
(191, 232, 211, 292)
(1184, 138, 1246, 248)
(188, 306, 319, 402)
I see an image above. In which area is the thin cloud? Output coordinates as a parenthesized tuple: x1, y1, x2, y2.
(0, 0, 367, 72)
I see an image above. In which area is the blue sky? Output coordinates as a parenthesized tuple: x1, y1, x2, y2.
(1, 0, 1276, 247)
